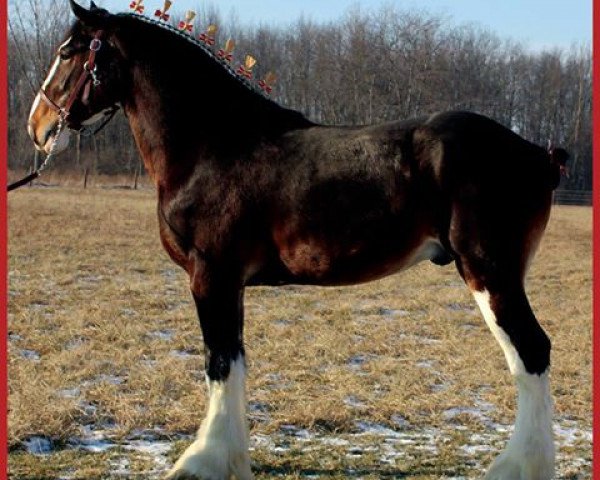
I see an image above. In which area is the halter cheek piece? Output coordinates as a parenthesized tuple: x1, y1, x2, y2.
(39, 30, 117, 127)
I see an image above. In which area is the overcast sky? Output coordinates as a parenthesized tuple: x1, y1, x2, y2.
(96, 0, 591, 51)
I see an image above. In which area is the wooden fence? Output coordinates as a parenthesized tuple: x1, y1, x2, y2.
(553, 190, 593, 206)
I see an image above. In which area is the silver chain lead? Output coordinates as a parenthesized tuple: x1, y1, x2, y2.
(36, 116, 66, 175)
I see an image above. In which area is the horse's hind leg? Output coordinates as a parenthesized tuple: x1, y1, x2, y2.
(451, 207, 554, 479)
(468, 282, 554, 480)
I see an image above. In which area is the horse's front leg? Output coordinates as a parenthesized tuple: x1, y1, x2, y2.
(167, 279, 252, 480)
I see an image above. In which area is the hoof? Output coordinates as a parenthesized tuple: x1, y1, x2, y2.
(484, 451, 554, 480)
(165, 440, 253, 480)
(165, 472, 204, 480)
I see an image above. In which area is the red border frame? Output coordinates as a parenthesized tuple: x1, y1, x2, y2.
(593, 0, 599, 477)
(1, 0, 8, 477)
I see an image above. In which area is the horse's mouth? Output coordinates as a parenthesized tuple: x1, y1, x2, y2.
(42, 128, 71, 155)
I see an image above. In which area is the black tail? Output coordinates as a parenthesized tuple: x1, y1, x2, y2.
(548, 146, 569, 190)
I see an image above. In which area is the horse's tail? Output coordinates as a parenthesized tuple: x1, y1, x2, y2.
(547, 145, 569, 190)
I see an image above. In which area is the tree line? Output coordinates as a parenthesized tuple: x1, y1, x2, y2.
(9, 1, 592, 191)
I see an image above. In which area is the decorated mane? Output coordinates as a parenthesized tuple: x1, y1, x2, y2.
(119, 0, 277, 99)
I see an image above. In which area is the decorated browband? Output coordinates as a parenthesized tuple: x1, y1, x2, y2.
(128, 0, 277, 95)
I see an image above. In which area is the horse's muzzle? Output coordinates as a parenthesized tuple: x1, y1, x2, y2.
(29, 119, 71, 155)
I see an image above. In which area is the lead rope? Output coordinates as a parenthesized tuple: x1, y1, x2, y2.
(7, 116, 66, 192)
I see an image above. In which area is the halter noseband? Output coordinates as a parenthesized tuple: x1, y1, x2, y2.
(39, 31, 105, 121)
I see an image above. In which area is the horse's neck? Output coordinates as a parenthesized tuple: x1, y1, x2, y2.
(123, 53, 310, 191)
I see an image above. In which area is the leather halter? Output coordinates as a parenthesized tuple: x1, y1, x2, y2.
(40, 31, 104, 120)
(8, 31, 113, 192)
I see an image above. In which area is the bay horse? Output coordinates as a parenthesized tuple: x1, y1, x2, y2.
(27, 2, 568, 479)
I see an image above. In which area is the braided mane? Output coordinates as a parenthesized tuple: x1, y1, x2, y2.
(116, 12, 278, 104)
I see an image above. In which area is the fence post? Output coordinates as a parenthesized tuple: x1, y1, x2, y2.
(133, 165, 140, 190)
(76, 132, 81, 168)
(83, 168, 89, 189)
(29, 150, 39, 187)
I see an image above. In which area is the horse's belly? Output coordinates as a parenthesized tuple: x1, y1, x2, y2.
(276, 235, 441, 286)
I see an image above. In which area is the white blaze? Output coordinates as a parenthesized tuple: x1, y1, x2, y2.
(27, 37, 75, 152)
(28, 36, 73, 128)
(42, 56, 61, 90)
(27, 93, 41, 138)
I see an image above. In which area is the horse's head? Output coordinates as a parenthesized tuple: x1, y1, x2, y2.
(28, 1, 124, 154)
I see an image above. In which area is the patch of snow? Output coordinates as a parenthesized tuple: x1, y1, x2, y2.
(65, 337, 87, 350)
(76, 401, 98, 416)
(124, 439, 172, 464)
(141, 358, 158, 368)
(250, 433, 275, 449)
(83, 374, 125, 387)
(430, 382, 449, 393)
(344, 395, 366, 408)
(147, 329, 175, 341)
(23, 436, 53, 455)
(280, 425, 313, 440)
(397, 333, 441, 344)
(460, 443, 495, 454)
(461, 323, 478, 331)
(76, 274, 103, 285)
(443, 406, 488, 420)
(446, 303, 476, 314)
(347, 354, 374, 369)
(555, 423, 592, 446)
(378, 308, 411, 317)
(248, 401, 270, 423)
(321, 437, 350, 446)
(416, 360, 435, 368)
(274, 318, 292, 327)
(57, 387, 81, 399)
(109, 457, 131, 476)
(160, 269, 179, 280)
(70, 437, 115, 453)
(169, 349, 201, 359)
(354, 421, 400, 437)
(20, 349, 40, 361)
(391, 414, 410, 429)
(69, 425, 118, 453)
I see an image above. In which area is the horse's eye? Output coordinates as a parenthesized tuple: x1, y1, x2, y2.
(59, 49, 71, 60)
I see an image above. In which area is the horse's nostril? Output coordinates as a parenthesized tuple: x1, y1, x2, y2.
(42, 128, 52, 147)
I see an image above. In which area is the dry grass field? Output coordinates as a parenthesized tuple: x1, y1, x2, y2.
(8, 188, 592, 479)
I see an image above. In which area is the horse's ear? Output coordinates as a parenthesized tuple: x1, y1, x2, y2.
(69, 0, 111, 27)
(90, 1, 99, 9)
